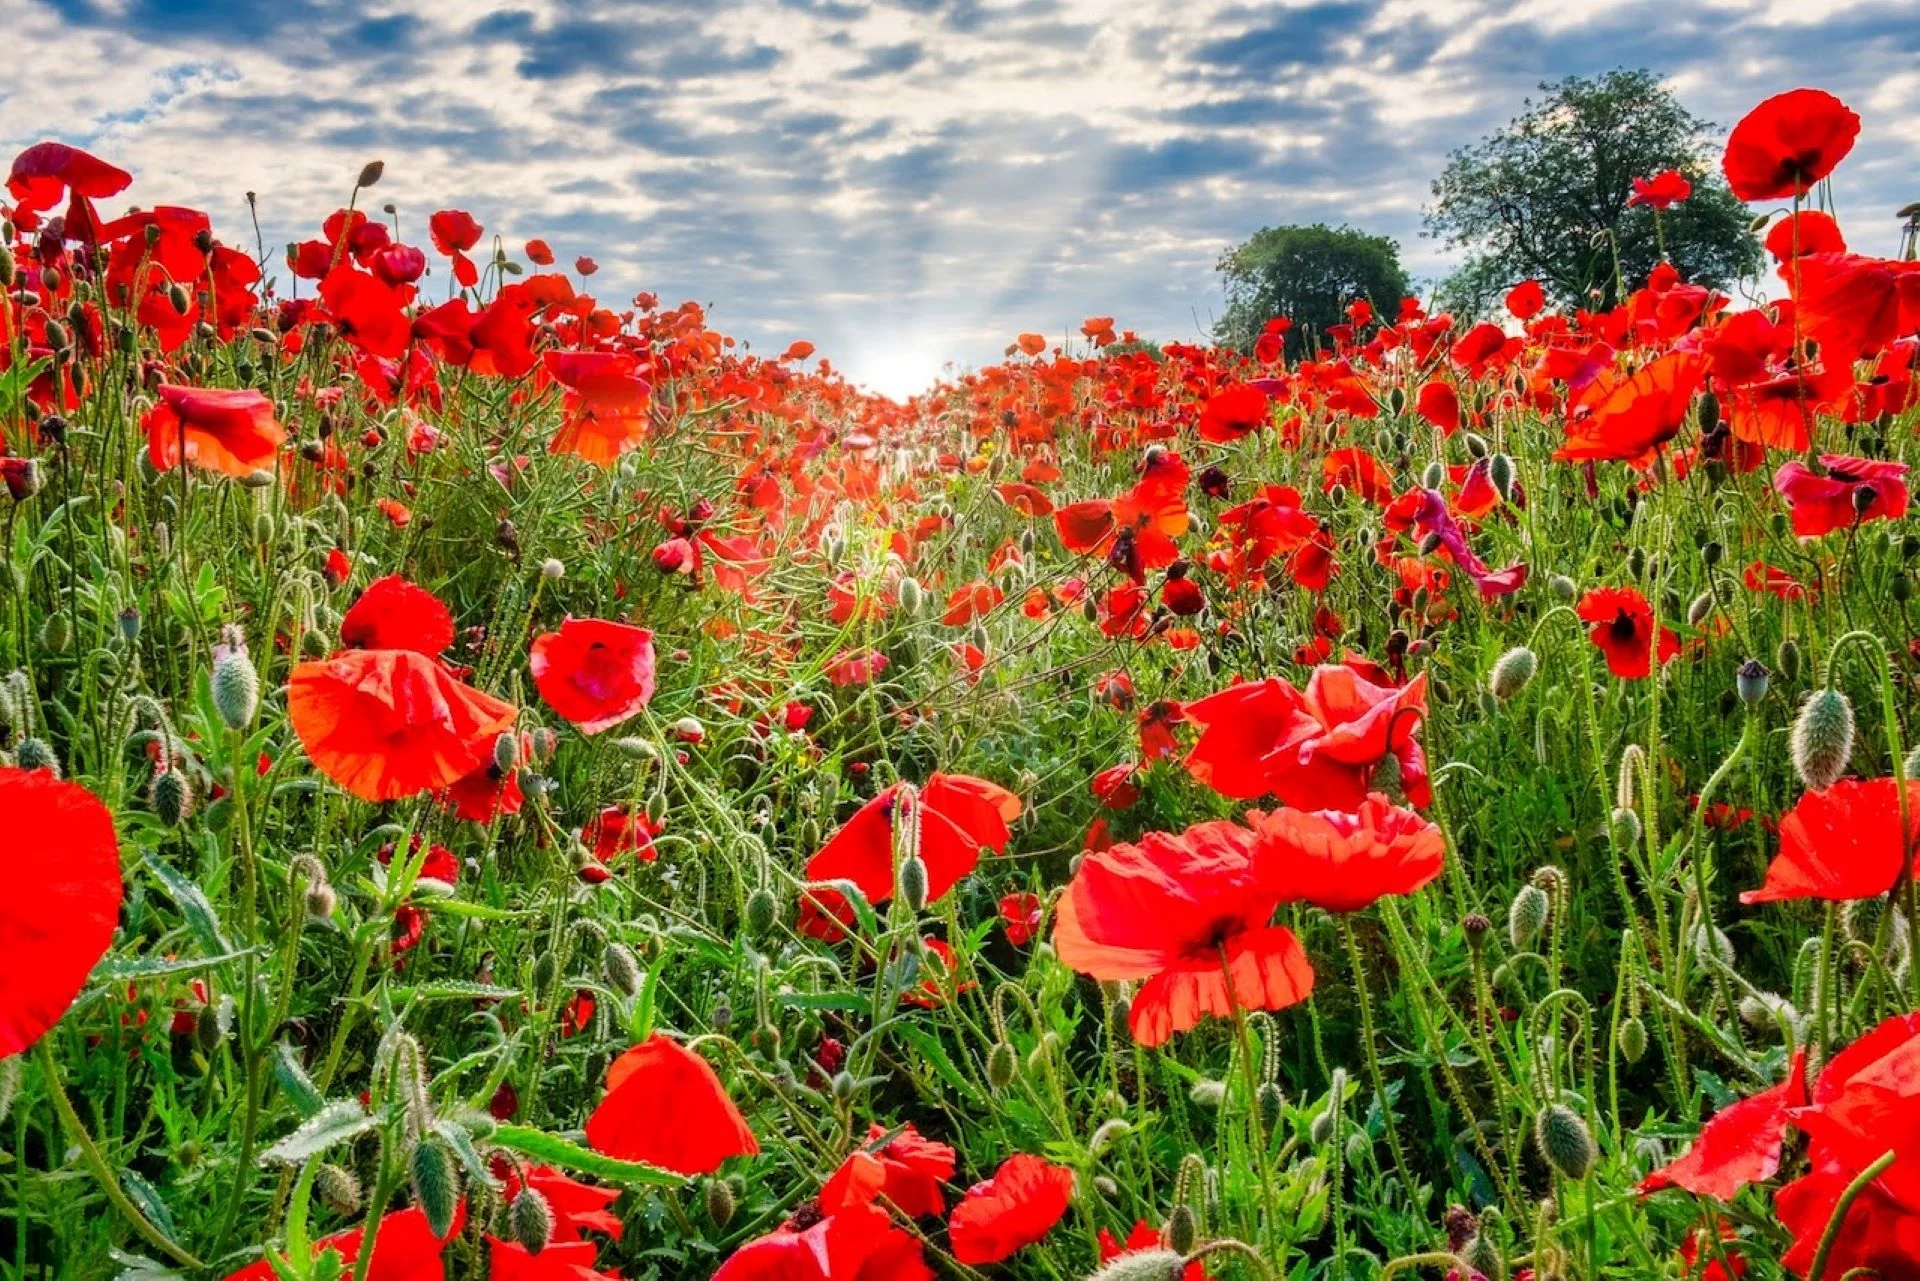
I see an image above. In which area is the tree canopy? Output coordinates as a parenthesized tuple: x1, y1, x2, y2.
(1426, 68, 1761, 316)
(1214, 223, 1411, 359)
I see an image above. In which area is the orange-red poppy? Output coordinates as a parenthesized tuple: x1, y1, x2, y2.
(713, 1203, 930, 1281)
(340, 575, 455, 654)
(1576, 587, 1679, 679)
(1244, 794, 1445, 913)
(223, 1205, 464, 1280)
(289, 649, 516, 802)
(1742, 778, 1920, 905)
(1053, 820, 1315, 1046)
(946, 1153, 1075, 1265)
(144, 385, 285, 478)
(585, 1035, 758, 1174)
(529, 617, 656, 734)
(1195, 384, 1270, 443)
(1556, 351, 1705, 468)
(805, 773, 1020, 907)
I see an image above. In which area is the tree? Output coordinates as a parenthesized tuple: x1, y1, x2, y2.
(1425, 69, 1761, 316)
(1214, 223, 1411, 359)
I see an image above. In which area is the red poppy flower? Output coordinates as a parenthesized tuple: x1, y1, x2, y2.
(0, 769, 123, 1056)
(585, 1035, 758, 1174)
(144, 385, 285, 478)
(1742, 778, 1920, 905)
(289, 650, 517, 802)
(545, 351, 654, 466)
(1773, 454, 1909, 536)
(1196, 384, 1270, 443)
(820, 1123, 956, 1219)
(995, 482, 1055, 517)
(947, 1153, 1075, 1265)
(1556, 352, 1705, 468)
(340, 576, 455, 655)
(429, 209, 483, 288)
(1765, 210, 1846, 261)
(222, 1205, 464, 1281)
(486, 1238, 618, 1281)
(1790, 252, 1920, 367)
(941, 581, 1003, 626)
(1641, 1051, 1806, 1199)
(805, 773, 1020, 907)
(580, 807, 663, 874)
(1244, 794, 1445, 913)
(1505, 279, 1545, 320)
(998, 892, 1043, 946)
(713, 1204, 931, 1281)
(1053, 820, 1315, 1046)
(1184, 667, 1431, 811)
(525, 239, 555, 266)
(1323, 447, 1394, 505)
(1414, 380, 1461, 434)
(1575, 587, 1679, 679)
(529, 618, 656, 735)
(1628, 170, 1692, 209)
(1722, 88, 1860, 202)
(797, 887, 857, 943)
(1054, 451, 1190, 580)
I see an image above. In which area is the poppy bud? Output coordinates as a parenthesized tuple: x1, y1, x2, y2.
(195, 1002, 226, 1055)
(1488, 646, 1536, 702)
(1462, 1233, 1504, 1281)
(1774, 637, 1801, 683)
(1684, 591, 1712, 628)
(1508, 883, 1549, 950)
(601, 942, 641, 996)
(612, 736, 656, 760)
(1463, 912, 1491, 951)
(1791, 687, 1854, 791)
(0, 1056, 16, 1127)
(987, 1040, 1017, 1089)
(745, 885, 777, 935)
(1616, 1015, 1647, 1063)
(1087, 1249, 1187, 1281)
(211, 639, 260, 730)
(1488, 452, 1515, 501)
(540, 558, 565, 580)
(306, 881, 338, 920)
(166, 281, 191, 315)
(1327, 482, 1347, 506)
(1257, 1081, 1285, 1130)
(704, 1176, 735, 1229)
(1164, 1201, 1198, 1255)
(151, 767, 193, 827)
(1309, 1106, 1336, 1146)
(1421, 461, 1445, 490)
(0, 243, 12, 289)
(16, 736, 60, 776)
(357, 160, 385, 189)
(673, 715, 705, 744)
(1188, 1079, 1225, 1109)
(1736, 658, 1769, 706)
(410, 1137, 460, 1239)
(491, 732, 520, 775)
(315, 1162, 362, 1216)
(1535, 1103, 1596, 1180)
(1611, 806, 1642, 848)
(1082, 597, 1099, 623)
(897, 855, 930, 912)
(1549, 574, 1576, 602)
(509, 1185, 554, 1254)
(38, 612, 70, 655)
(1905, 743, 1920, 780)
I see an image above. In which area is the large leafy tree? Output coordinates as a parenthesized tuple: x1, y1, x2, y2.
(1426, 69, 1760, 315)
(1214, 223, 1411, 359)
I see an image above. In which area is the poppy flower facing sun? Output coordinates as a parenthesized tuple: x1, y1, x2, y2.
(530, 617, 657, 734)
(144, 384, 286, 479)
(1576, 586, 1680, 679)
(1722, 88, 1860, 202)
(0, 768, 124, 1057)
(1053, 820, 1315, 1046)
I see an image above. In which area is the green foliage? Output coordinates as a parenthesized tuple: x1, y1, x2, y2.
(1214, 223, 1411, 356)
(1426, 68, 1762, 313)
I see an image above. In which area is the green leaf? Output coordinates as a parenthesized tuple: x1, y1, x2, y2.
(260, 1100, 378, 1167)
(142, 852, 232, 954)
(272, 1043, 325, 1119)
(489, 1125, 685, 1188)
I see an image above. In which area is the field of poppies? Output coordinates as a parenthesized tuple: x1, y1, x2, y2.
(2, 84, 1918, 1281)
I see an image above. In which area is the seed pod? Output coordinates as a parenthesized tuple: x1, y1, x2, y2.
(897, 855, 929, 912)
(1791, 687, 1854, 791)
(601, 943, 641, 997)
(704, 1176, 736, 1229)
(1616, 1016, 1647, 1063)
(151, 767, 193, 827)
(1508, 883, 1550, 950)
(1488, 646, 1537, 701)
(987, 1040, 1018, 1089)
(410, 1137, 460, 1239)
(211, 641, 260, 730)
(1736, 658, 1769, 706)
(1535, 1103, 1597, 1180)
(509, 1185, 554, 1254)
(314, 1162, 362, 1216)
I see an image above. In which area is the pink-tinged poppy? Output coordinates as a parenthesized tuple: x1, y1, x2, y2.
(1053, 820, 1315, 1046)
(806, 774, 1021, 907)
(1244, 795, 1445, 913)
(1742, 778, 1920, 905)
(144, 385, 285, 478)
(1641, 1052, 1807, 1199)
(713, 1204, 931, 1281)
(340, 576, 455, 655)
(1773, 454, 1909, 537)
(1722, 88, 1860, 201)
(1628, 170, 1692, 209)
(0, 769, 123, 1056)
(222, 1205, 464, 1280)
(947, 1154, 1076, 1265)
(289, 650, 516, 802)
(1575, 587, 1679, 679)
(1184, 667, 1431, 811)
(529, 618, 656, 735)
(585, 1035, 758, 1174)
(1196, 384, 1270, 443)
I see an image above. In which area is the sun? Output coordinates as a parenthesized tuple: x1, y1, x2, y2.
(843, 341, 952, 401)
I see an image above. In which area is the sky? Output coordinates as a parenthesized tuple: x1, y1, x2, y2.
(2, 0, 1917, 397)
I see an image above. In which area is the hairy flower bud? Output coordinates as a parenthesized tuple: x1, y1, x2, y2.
(1086, 1250, 1187, 1281)
(211, 637, 260, 730)
(315, 1162, 362, 1216)
(1791, 687, 1854, 791)
(409, 1137, 459, 1238)
(1488, 646, 1537, 702)
(509, 1185, 554, 1254)
(1508, 883, 1549, 950)
(1615, 1016, 1647, 1063)
(151, 767, 193, 827)
(1534, 1103, 1597, 1180)
(601, 943, 641, 997)
(897, 855, 930, 912)
(987, 1040, 1018, 1090)
(704, 1176, 735, 1229)
(1489, 452, 1516, 501)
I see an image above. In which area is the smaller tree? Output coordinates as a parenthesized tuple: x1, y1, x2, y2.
(1215, 223, 1411, 359)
